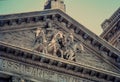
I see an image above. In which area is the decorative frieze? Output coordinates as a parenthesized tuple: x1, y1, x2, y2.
(31, 26, 84, 61)
(55, 14, 120, 69)
(0, 59, 95, 82)
(0, 42, 120, 82)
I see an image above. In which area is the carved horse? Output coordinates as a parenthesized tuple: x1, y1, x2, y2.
(47, 31, 64, 57)
(64, 42, 84, 61)
(73, 43, 85, 53)
(33, 28, 47, 53)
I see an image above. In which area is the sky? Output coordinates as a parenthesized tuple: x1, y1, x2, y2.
(0, 0, 120, 35)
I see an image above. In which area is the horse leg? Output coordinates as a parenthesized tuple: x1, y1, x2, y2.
(60, 50, 63, 59)
(53, 45, 57, 56)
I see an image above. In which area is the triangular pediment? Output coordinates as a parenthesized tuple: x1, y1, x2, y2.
(0, 9, 120, 74)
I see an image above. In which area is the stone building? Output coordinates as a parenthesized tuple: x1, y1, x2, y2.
(100, 8, 120, 50)
(0, 0, 120, 82)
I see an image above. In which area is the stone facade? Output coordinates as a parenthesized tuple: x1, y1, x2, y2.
(0, 1, 120, 82)
(44, 0, 66, 12)
(100, 8, 120, 50)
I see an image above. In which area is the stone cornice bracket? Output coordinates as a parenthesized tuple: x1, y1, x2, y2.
(0, 9, 120, 81)
(0, 13, 58, 32)
(54, 10, 120, 70)
(0, 9, 120, 71)
(0, 42, 120, 82)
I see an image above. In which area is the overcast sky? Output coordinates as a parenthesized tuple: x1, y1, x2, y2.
(0, 0, 120, 35)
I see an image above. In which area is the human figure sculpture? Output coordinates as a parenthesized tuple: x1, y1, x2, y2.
(33, 28, 48, 54)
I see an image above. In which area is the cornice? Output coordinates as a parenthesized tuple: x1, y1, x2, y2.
(0, 41, 120, 82)
(55, 10, 120, 69)
(0, 9, 57, 20)
(0, 9, 120, 73)
(54, 21, 120, 72)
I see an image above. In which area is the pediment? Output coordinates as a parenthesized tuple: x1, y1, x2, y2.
(0, 9, 120, 74)
(0, 19, 119, 74)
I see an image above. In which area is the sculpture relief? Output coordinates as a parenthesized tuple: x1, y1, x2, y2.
(0, 59, 94, 82)
(48, 30, 64, 56)
(33, 28, 47, 54)
(33, 27, 85, 61)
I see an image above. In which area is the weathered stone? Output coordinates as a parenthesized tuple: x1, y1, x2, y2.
(0, 2, 120, 82)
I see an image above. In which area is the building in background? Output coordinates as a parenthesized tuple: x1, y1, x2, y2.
(0, 0, 120, 82)
(100, 8, 120, 50)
